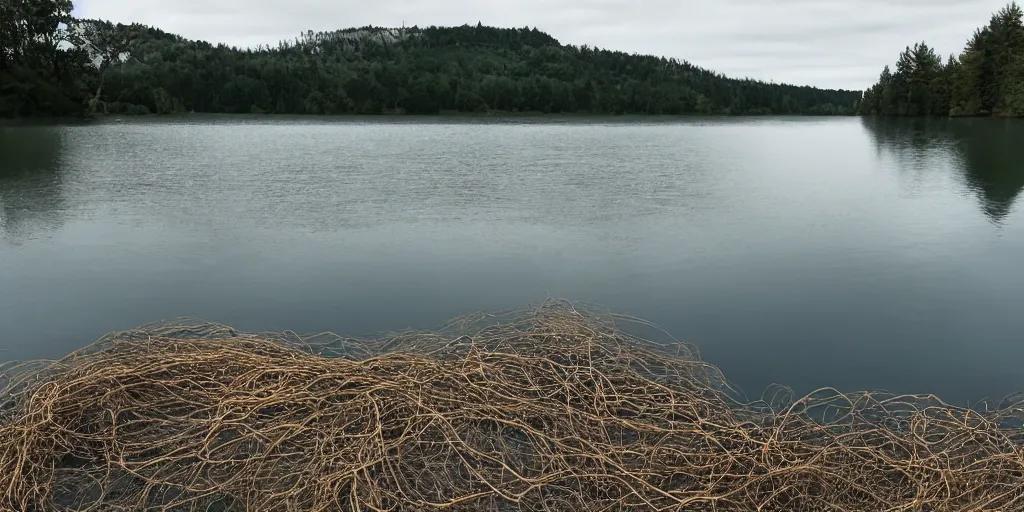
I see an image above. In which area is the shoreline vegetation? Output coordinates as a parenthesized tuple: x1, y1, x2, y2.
(3, 1, 866, 118)
(860, 2, 1024, 117)
(3, 301, 1024, 510)
(4, 3, 1022, 120)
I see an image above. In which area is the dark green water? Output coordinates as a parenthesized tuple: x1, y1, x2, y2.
(1, 116, 1022, 404)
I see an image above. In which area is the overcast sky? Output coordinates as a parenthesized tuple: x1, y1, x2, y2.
(73, 0, 1012, 90)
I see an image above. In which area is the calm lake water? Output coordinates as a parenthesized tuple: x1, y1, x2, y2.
(1, 116, 1022, 404)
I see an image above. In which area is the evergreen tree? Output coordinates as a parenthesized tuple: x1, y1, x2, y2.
(3, 11, 863, 117)
(864, 2, 1024, 117)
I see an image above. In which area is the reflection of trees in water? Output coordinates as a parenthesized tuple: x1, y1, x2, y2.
(0, 127, 67, 241)
(947, 120, 1024, 222)
(860, 117, 958, 200)
(861, 117, 1024, 224)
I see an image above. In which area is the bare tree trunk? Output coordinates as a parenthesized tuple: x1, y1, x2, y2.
(90, 62, 109, 113)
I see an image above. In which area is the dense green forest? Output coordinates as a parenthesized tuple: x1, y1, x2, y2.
(1, 0, 862, 117)
(0, 0, 85, 115)
(860, 2, 1024, 117)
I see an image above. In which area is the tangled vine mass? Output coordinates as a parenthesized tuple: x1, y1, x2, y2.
(2, 301, 1024, 511)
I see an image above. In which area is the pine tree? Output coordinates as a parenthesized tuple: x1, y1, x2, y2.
(864, 2, 1024, 117)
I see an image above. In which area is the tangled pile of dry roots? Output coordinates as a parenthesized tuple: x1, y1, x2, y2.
(2, 300, 1024, 511)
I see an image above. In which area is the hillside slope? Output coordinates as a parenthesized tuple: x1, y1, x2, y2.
(2, 0, 862, 117)
(77, 21, 862, 116)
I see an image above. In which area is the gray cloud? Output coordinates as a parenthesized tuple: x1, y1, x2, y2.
(74, 0, 1012, 90)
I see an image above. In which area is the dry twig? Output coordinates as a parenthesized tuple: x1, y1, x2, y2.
(1, 300, 1022, 511)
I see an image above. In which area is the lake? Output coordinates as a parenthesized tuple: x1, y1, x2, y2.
(1, 116, 1022, 405)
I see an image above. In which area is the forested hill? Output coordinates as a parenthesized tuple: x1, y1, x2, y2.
(2, 4, 861, 117)
(860, 2, 1024, 117)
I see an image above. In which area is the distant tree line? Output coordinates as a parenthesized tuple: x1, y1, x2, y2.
(2, 1, 862, 117)
(860, 2, 1024, 117)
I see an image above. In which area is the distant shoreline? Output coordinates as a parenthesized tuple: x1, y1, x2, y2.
(6, 112, 1020, 126)
(7, 111, 856, 125)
